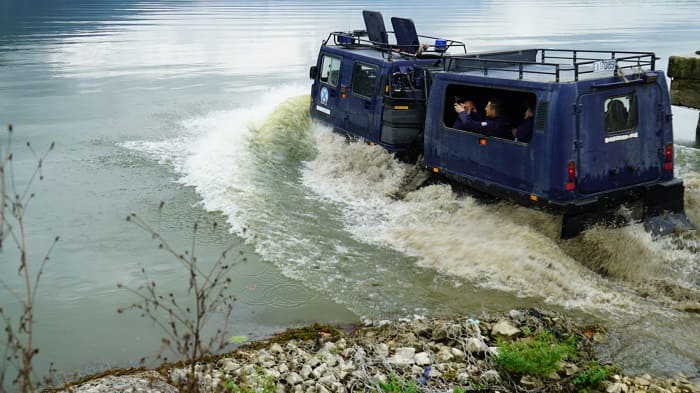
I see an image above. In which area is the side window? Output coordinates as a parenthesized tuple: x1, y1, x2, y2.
(351, 63, 378, 98)
(320, 55, 341, 86)
(443, 83, 537, 142)
(604, 94, 637, 133)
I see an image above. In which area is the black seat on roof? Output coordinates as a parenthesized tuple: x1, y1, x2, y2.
(391, 17, 419, 54)
(362, 10, 388, 47)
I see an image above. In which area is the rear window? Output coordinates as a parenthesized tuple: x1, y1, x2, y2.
(604, 94, 637, 133)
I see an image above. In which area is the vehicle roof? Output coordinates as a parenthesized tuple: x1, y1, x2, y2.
(443, 48, 658, 83)
(451, 62, 658, 83)
(323, 42, 659, 84)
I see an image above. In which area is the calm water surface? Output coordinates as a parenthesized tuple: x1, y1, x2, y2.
(1, 0, 699, 383)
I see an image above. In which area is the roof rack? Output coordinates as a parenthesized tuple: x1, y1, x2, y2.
(445, 48, 657, 82)
(324, 30, 467, 60)
(323, 11, 466, 60)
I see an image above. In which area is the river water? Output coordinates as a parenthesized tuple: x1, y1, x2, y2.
(1, 0, 699, 384)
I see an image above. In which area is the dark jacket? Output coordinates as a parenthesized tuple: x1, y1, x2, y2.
(514, 117, 534, 143)
(452, 111, 484, 129)
(456, 111, 511, 139)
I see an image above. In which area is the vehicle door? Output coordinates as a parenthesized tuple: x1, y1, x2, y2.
(576, 84, 663, 194)
(345, 61, 380, 140)
(429, 98, 486, 181)
(423, 77, 485, 180)
(312, 53, 344, 129)
(425, 77, 537, 193)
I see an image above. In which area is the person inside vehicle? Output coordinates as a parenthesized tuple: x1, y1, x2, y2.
(512, 105, 534, 143)
(453, 98, 510, 139)
(451, 97, 482, 129)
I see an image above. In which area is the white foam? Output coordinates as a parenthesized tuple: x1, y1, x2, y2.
(301, 132, 700, 316)
(122, 91, 699, 319)
(302, 133, 629, 313)
(120, 83, 309, 232)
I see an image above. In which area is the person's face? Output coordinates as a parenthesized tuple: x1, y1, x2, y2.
(485, 101, 495, 117)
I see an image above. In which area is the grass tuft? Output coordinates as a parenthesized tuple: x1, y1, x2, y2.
(573, 362, 612, 392)
(495, 330, 577, 377)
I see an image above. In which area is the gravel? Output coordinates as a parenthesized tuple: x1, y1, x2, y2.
(54, 309, 699, 393)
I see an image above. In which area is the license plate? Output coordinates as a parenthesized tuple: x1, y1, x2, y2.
(593, 59, 616, 72)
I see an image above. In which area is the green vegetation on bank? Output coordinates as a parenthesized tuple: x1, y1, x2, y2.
(377, 373, 421, 393)
(573, 362, 613, 392)
(494, 328, 615, 392)
(494, 330, 577, 376)
(224, 366, 275, 393)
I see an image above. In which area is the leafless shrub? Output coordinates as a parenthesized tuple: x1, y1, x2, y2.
(1, 124, 58, 393)
(118, 203, 238, 392)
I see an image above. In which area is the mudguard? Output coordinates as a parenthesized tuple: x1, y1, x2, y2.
(561, 179, 694, 238)
(642, 179, 694, 236)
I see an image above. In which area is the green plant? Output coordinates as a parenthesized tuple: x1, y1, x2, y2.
(495, 330, 577, 377)
(377, 373, 421, 393)
(224, 368, 275, 393)
(1, 124, 57, 392)
(573, 362, 611, 392)
(117, 203, 238, 392)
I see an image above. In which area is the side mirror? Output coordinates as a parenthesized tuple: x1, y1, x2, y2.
(309, 65, 318, 80)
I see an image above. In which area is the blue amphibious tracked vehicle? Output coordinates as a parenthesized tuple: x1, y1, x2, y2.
(308, 11, 693, 238)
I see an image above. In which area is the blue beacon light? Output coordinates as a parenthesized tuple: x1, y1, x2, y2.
(339, 34, 354, 45)
(435, 39, 447, 52)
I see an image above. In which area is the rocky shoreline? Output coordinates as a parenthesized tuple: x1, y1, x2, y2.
(55, 309, 698, 393)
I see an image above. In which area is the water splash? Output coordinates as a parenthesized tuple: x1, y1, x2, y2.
(122, 92, 698, 320)
(681, 171, 700, 232)
(302, 131, 647, 315)
(554, 169, 699, 307)
(248, 95, 315, 165)
(302, 125, 700, 318)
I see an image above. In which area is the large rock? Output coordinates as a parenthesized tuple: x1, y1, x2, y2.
(491, 319, 521, 338)
(413, 351, 431, 365)
(387, 347, 416, 367)
(374, 343, 389, 358)
(668, 55, 700, 79)
(670, 79, 700, 108)
(219, 358, 240, 373)
(435, 345, 453, 362)
(605, 382, 627, 393)
(464, 337, 489, 353)
(311, 363, 328, 379)
(270, 343, 284, 354)
(668, 54, 700, 109)
(634, 374, 652, 386)
(286, 372, 303, 385)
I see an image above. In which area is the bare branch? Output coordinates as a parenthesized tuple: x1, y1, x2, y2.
(31, 236, 59, 302)
(0, 125, 57, 392)
(119, 206, 239, 391)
